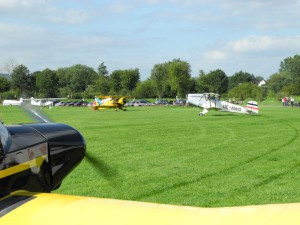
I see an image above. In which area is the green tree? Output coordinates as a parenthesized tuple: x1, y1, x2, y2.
(94, 75, 111, 95)
(1, 90, 18, 100)
(56, 65, 97, 98)
(35, 69, 59, 97)
(10, 64, 32, 96)
(229, 71, 255, 90)
(0, 77, 9, 92)
(168, 59, 191, 98)
(202, 69, 228, 94)
(120, 69, 140, 95)
(67, 65, 98, 95)
(57, 67, 72, 97)
(279, 54, 300, 83)
(134, 80, 156, 98)
(82, 85, 97, 98)
(267, 72, 292, 93)
(57, 67, 70, 88)
(195, 70, 210, 93)
(150, 63, 169, 98)
(282, 83, 300, 95)
(110, 70, 122, 94)
(228, 82, 262, 100)
(98, 62, 109, 77)
(188, 77, 198, 94)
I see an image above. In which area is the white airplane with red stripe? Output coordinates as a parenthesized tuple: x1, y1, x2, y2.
(187, 93, 258, 116)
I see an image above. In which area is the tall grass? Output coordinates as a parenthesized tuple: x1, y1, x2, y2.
(1, 104, 299, 207)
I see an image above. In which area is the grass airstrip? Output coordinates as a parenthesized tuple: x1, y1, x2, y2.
(1, 103, 300, 207)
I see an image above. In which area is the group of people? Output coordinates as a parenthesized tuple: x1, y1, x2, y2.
(282, 96, 298, 107)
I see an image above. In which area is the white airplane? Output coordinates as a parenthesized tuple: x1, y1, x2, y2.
(30, 97, 54, 107)
(2, 98, 24, 106)
(187, 93, 258, 116)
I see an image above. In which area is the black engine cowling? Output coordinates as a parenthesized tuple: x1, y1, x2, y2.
(0, 122, 85, 197)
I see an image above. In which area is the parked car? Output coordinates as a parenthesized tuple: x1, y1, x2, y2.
(73, 101, 87, 107)
(125, 101, 134, 106)
(54, 101, 64, 106)
(153, 99, 168, 105)
(133, 99, 151, 106)
(173, 99, 186, 106)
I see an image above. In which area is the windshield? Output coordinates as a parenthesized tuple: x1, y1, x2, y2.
(0, 122, 12, 154)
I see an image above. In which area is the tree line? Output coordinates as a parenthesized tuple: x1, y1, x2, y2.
(1, 55, 300, 101)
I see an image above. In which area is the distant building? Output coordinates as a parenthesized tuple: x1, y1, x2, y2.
(258, 80, 266, 86)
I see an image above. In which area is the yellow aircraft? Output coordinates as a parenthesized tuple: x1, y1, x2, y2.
(91, 96, 127, 111)
(0, 117, 299, 224)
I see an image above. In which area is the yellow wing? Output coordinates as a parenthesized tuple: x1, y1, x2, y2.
(1, 191, 300, 225)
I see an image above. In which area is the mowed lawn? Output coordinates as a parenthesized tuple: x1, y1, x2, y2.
(1, 104, 300, 207)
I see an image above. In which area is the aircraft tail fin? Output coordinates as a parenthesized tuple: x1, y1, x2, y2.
(95, 97, 102, 105)
(246, 101, 258, 114)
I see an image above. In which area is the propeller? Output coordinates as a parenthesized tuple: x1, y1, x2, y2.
(85, 152, 119, 183)
(22, 103, 52, 123)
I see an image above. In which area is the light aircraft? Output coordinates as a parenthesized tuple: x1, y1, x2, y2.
(0, 110, 299, 224)
(2, 98, 24, 106)
(187, 93, 259, 116)
(30, 97, 54, 107)
(92, 96, 127, 111)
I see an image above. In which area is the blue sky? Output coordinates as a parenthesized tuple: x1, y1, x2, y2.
(1, 0, 300, 80)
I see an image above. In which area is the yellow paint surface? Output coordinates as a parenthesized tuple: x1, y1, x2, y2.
(1, 192, 299, 225)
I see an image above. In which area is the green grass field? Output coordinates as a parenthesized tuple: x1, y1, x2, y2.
(1, 104, 300, 207)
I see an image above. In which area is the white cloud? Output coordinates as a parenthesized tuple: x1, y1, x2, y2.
(194, 35, 300, 77)
(227, 35, 300, 53)
(0, 0, 48, 14)
(107, 2, 134, 14)
(1, 0, 300, 79)
(47, 9, 90, 24)
(0, 0, 91, 25)
(0, 23, 46, 47)
(201, 35, 300, 61)
(204, 50, 226, 60)
(0, 0, 46, 9)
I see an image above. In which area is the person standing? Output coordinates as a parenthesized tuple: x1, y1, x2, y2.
(283, 97, 287, 106)
(290, 97, 295, 107)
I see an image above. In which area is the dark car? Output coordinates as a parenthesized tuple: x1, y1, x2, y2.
(74, 101, 87, 107)
(153, 99, 168, 105)
(173, 99, 186, 106)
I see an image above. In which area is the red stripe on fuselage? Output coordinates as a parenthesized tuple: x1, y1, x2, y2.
(246, 106, 258, 110)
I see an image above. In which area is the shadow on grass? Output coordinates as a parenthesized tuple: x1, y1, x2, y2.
(210, 113, 262, 117)
(134, 125, 299, 202)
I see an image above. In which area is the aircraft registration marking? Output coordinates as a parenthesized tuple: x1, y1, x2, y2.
(223, 105, 242, 111)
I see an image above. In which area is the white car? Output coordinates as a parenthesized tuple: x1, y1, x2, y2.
(133, 99, 151, 106)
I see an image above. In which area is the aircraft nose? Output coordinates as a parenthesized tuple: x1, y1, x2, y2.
(23, 123, 86, 190)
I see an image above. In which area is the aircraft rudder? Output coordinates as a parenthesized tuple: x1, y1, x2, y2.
(246, 101, 259, 114)
(94, 97, 102, 105)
